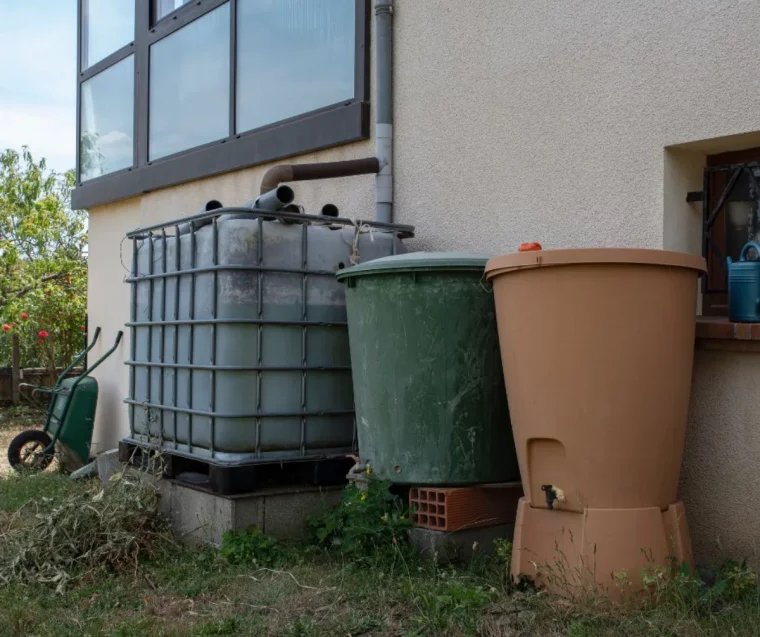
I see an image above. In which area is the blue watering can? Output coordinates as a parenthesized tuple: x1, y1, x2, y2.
(727, 242, 760, 322)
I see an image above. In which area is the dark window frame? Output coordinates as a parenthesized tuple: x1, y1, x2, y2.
(702, 146, 760, 316)
(153, 0, 195, 24)
(72, 0, 370, 210)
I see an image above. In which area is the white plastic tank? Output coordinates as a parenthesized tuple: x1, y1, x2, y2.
(126, 206, 412, 464)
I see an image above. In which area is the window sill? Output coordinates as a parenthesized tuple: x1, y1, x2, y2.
(695, 316, 760, 352)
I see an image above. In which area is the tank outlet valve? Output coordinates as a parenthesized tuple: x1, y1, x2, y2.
(541, 484, 565, 510)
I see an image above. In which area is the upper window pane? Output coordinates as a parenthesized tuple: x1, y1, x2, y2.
(80, 55, 135, 181)
(149, 4, 231, 161)
(81, 0, 134, 69)
(236, 0, 355, 133)
(154, 0, 193, 22)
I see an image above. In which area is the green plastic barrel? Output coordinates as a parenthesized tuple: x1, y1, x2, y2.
(337, 252, 519, 485)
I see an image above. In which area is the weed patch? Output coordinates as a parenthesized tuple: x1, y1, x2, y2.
(307, 478, 412, 561)
(220, 526, 287, 567)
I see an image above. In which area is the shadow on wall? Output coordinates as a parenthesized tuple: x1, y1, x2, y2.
(681, 347, 760, 570)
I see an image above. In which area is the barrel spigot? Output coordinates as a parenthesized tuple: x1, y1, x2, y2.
(541, 484, 566, 510)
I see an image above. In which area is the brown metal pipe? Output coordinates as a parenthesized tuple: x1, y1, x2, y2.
(259, 157, 381, 194)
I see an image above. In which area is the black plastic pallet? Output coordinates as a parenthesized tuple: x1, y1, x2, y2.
(118, 440, 353, 496)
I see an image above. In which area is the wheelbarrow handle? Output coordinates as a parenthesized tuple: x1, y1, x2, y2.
(24, 385, 54, 396)
(80, 330, 123, 378)
(54, 327, 102, 388)
(40, 330, 123, 457)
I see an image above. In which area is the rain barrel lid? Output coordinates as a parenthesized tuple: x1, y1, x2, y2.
(337, 251, 489, 280)
(485, 248, 706, 280)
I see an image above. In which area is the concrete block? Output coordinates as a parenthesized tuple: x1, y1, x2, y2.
(160, 480, 342, 546)
(255, 486, 341, 539)
(96, 448, 121, 486)
(160, 481, 236, 545)
(410, 523, 515, 564)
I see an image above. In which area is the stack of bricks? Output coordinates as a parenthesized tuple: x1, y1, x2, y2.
(409, 483, 523, 532)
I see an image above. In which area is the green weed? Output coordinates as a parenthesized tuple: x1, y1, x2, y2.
(411, 578, 493, 634)
(220, 526, 286, 567)
(307, 479, 412, 560)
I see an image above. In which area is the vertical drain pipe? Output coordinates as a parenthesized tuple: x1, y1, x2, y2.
(375, 0, 393, 224)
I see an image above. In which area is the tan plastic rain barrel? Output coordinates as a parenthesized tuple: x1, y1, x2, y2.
(486, 248, 706, 594)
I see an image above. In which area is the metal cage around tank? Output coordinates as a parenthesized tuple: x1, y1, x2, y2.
(123, 205, 413, 466)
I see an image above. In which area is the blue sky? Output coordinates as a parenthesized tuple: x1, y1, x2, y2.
(0, 0, 76, 174)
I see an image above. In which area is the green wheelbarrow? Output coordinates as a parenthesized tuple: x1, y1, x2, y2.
(7, 328, 123, 473)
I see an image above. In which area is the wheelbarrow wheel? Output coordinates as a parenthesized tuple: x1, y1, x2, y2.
(8, 429, 54, 472)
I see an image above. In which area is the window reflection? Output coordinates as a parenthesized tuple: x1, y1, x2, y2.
(80, 56, 134, 181)
(236, 0, 355, 133)
(154, 0, 193, 22)
(149, 4, 230, 160)
(82, 0, 134, 69)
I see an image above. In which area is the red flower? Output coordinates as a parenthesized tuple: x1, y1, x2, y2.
(44, 289, 51, 296)
(81, 325, 86, 332)
(20, 312, 28, 320)
(38, 330, 49, 339)
(2, 325, 9, 332)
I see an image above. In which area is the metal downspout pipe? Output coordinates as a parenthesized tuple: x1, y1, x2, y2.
(374, 0, 393, 224)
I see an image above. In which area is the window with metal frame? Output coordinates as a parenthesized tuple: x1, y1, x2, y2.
(80, 55, 135, 181)
(149, 3, 231, 160)
(81, 0, 134, 70)
(72, 0, 370, 210)
(154, 0, 193, 22)
(236, 0, 356, 134)
(702, 147, 760, 316)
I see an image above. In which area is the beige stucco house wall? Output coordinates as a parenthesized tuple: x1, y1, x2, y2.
(87, 1, 760, 568)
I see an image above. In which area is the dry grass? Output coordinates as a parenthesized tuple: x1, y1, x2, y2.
(0, 467, 173, 592)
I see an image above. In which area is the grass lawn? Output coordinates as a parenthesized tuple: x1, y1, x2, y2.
(0, 414, 759, 636)
(1, 475, 759, 636)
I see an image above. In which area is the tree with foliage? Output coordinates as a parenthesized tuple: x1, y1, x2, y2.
(0, 148, 87, 372)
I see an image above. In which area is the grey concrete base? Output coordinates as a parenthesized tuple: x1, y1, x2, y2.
(410, 523, 515, 564)
(159, 480, 342, 546)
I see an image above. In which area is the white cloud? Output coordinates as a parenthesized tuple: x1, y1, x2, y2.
(98, 130, 131, 147)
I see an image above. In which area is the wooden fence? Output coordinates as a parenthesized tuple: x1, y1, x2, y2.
(0, 367, 83, 405)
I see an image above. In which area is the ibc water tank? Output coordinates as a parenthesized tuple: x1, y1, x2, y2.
(125, 206, 412, 465)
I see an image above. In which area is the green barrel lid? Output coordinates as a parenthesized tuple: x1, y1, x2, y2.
(336, 251, 490, 281)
